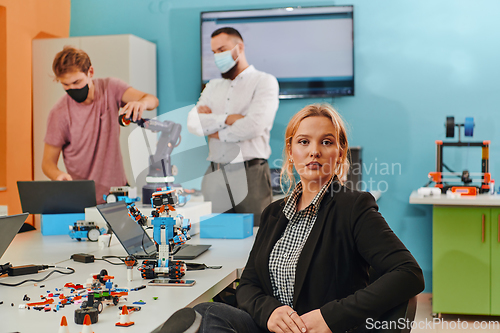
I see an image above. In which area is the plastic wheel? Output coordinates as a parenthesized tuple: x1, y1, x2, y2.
(446, 116, 455, 137)
(93, 301, 103, 314)
(464, 117, 474, 137)
(81, 301, 88, 309)
(113, 296, 119, 306)
(76, 238, 81, 241)
(87, 229, 100, 242)
(106, 194, 117, 203)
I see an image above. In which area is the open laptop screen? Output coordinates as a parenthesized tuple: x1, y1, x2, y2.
(17, 180, 96, 214)
(96, 202, 156, 257)
(0, 213, 29, 260)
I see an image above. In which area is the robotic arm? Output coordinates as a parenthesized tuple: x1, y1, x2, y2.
(119, 114, 182, 183)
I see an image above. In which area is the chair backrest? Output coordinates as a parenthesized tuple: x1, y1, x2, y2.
(371, 296, 417, 333)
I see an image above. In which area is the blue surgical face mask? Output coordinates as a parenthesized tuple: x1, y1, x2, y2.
(213, 45, 239, 74)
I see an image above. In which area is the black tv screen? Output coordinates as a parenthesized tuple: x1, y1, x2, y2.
(201, 6, 354, 99)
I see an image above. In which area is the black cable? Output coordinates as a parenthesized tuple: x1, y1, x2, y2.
(0, 266, 75, 287)
(422, 180, 433, 187)
(94, 256, 128, 266)
(442, 163, 461, 178)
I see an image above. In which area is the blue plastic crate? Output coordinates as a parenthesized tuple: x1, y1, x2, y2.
(41, 213, 85, 236)
(200, 213, 253, 239)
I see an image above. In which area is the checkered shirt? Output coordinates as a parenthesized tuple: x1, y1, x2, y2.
(268, 177, 334, 307)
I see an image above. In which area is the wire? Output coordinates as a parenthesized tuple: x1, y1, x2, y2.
(94, 256, 129, 266)
(442, 163, 462, 178)
(422, 180, 433, 188)
(0, 266, 75, 287)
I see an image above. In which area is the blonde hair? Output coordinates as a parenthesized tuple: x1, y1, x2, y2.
(280, 103, 350, 194)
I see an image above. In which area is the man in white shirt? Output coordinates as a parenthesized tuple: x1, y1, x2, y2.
(187, 27, 279, 225)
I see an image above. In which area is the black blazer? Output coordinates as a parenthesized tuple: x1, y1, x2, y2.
(236, 181, 424, 333)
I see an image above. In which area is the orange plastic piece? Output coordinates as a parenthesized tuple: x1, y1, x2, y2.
(429, 172, 442, 183)
(152, 189, 175, 197)
(436, 140, 443, 145)
(484, 173, 491, 183)
(110, 291, 128, 297)
(116, 305, 135, 327)
(451, 187, 477, 196)
(64, 283, 84, 290)
(483, 140, 491, 145)
(92, 274, 114, 281)
(60, 316, 68, 326)
(82, 314, 94, 333)
(27, 298, 54, 306)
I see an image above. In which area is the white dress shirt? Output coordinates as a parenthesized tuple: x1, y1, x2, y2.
(187, 65, 279, 164)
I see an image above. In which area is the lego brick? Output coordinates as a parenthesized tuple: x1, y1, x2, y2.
(41, 213, 85, 236)
(200, 213, 253, 239)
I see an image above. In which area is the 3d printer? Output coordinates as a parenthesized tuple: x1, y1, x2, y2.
(428, 117, 492, 195)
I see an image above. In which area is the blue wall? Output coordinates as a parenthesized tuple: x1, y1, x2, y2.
(70, 0, 500, 292)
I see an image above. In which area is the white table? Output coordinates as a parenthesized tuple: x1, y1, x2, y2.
(409, 191, 500, 206)
(0, 227, 256, 332)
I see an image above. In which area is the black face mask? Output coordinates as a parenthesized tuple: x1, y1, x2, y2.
(65, 84, 89, 103)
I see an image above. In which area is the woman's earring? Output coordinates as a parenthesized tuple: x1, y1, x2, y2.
(289, 158, 293, 163)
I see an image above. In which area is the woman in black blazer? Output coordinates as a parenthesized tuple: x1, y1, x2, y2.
(191, 104, 424, 333)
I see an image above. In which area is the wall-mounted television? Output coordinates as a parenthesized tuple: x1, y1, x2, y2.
(200, 6, 354, 99)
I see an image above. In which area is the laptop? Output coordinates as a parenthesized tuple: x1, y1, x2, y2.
(96, 202, 211, 260)
(0, 213, 29, 260)
(17, 180, 96, 214)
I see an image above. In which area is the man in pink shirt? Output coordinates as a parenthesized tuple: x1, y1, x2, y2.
(42, 46, 159, 203)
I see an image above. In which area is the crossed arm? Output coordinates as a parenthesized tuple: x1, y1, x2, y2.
(186, 75, 279, 141)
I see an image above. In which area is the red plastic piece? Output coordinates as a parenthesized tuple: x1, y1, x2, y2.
(27, 298, 54, 307)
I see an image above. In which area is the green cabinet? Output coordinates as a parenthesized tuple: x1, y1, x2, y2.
(491, 208, 500, 314)
(433, 206, 500, 315)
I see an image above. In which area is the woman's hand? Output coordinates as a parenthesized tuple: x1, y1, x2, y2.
(300, 310, 331, 333)
(267, 306, 307, 333)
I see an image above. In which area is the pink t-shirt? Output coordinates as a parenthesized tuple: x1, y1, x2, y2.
(44, 77, 130, 204)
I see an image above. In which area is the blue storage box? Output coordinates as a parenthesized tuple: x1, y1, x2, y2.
(41, 213, 85, 236)
(200, 213, 253, 239)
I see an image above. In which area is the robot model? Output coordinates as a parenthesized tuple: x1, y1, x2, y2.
(130, 188, 192, 279)
(69, 221, 105, 242)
